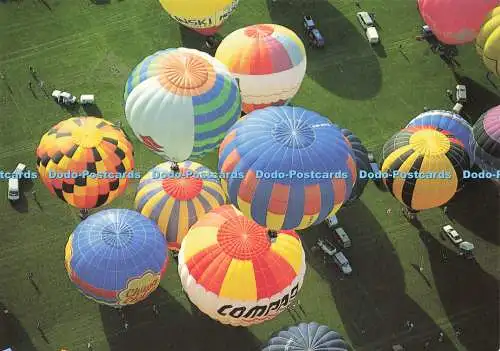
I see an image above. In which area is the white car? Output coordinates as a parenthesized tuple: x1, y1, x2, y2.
(7, 163, 26, 201)
(456, 85, 467, 102)
(333, 227, 351, 248)
(325, 215, 338, 228)
(356, 11, 374, 29)
(334, 251, 352, 275)
(317, 238, 337, 256)
(442, 225, 463, 245)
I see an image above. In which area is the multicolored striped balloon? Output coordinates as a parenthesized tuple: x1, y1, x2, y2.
(406, 110, 474, 164)
(178, 205, 306, 327)
(341, 128, 370, 204)
(125, 48, 241, 162)
(472, 105, 500, 172)
(382, 126, 469, 211)
(36, 117, 134, 209)
(65, 209, 169, 307)
(218, 106, 357, 231)
(134, 161, 227, 250)
(215, 24, 306, 113)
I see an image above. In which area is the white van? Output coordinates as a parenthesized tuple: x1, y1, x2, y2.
(356, 11, 374, 29)
(334, 227, 352, 248)
(8, 178, 20, 201)
(366, 27, 380, 44)
(325, 215, 338, 228)
(334, 252, 352, 275)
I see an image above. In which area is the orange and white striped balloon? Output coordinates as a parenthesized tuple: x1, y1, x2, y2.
(178, 205, 306, 326)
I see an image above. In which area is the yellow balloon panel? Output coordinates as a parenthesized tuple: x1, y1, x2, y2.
(477, 7, 500, 76)
(159, 0, 238, 29)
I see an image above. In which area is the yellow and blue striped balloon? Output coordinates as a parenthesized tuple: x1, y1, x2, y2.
(135, 161, 226, 250)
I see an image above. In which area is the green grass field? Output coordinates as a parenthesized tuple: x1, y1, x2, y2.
(1, 0, 499, 350)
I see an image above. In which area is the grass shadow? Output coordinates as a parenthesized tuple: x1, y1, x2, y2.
(447, 179, 500, 245)
(0, 303, 37, 351)
(93, 0, 110, 4)
(417, 229, 499, 350)
(267, 0, 382, 100)
(300, 201, 454, 350)
(100, 287, 262, 351)
(452, 73, 500, 123)
(82, 104, 103, 117)
(372, 43, 387, 58)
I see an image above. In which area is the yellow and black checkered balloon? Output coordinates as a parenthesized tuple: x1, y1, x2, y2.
(36, 117, 134, 209)
(381, 126, 469, 211)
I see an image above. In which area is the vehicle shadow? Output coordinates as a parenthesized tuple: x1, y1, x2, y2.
(416, 229, 499, 350)
(451, 73, 500, 123)
(0, 302, 37, 351)
(61, 103, 82, 117)
(99, 286, 262, 351)
(9, 192, 29, 213)
(372, 43, 387, 58)
(82, 104, 103, 117)
(267, 0, 382, 100)
(300, 201, 454, 350)
(447, 179, 500, 245)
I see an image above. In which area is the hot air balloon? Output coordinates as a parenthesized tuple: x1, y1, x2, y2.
(341, 128, 370, 204)
(471, 105, 500, 172)
(134, 161, 226, 250)
(125, 48, 241, 162)
(159, 0, 238, 36)
(178, 205, 306, 327)
(36, 117, 134, 209)
(65, 209, 169, 307)
(381, 126, 469, 211)
(417, 0, 497, 45)
(263, 322, 350, 351)
(218, 106, 357, 231)
(476, 7, 500, 76)
(215, 24, 307, 113)
(406, 110, 474, 164)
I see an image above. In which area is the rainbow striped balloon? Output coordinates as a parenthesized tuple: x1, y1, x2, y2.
(125, 48, 241, 162)
(134, 161, 226, 250)
(215, 24, 307, 113)
(178, 205, 306, 327)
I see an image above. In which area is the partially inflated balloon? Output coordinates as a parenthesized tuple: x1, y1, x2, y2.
(381, 126, 469, 211)
(216, 24, 307, 113)
(341, 128, 370, 204)
(476, 7, 500, 76)
(159, 0, 238, 36)
(125, 48, 241, 162)
(418, 0, 497, 45)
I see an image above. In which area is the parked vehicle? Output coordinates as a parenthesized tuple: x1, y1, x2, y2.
(303, 16, 325, 48)
(52, 90, 77, 105)
(333, 227, 351, 248)
(7, 163, 26, 201)
(317, 238, 337, 256)
(333, 251, 352, 275)
(325, 215, 338, 228)
(442, 224, 463, 245)
(456, 85, 467, 103)
(356, 12, 379, 44)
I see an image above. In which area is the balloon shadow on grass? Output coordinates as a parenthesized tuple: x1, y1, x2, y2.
(0, 302, 37, 351)
(416, 228, 499, 351)
(267, 0, 382, 100)
(179, 25, 223, 57)
(301, 201, 454, 350)
(100, 287, 262, 351)
(452, 73, 500, 124)
(447, 179, 500, 245)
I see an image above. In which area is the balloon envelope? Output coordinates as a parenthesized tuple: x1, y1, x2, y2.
(218, 106, 357, 231)
(263, 322, 350, 351)
(476, 7, 500, 76)
(215, 24, 307, 113)
(36, 117, 134, 209)
(381, 126, 469, 211)
(65, 209, 169, 307)
(125, 48, 241, 162)
(418, 0, 497, 44)
(178, 205, 306, 327)
(472, 105, 500, 172)
(406, 110, 474, 164)
(341, 128, 370, 204)
(159, 0, 238, 36)
(135, 161, 226, 250)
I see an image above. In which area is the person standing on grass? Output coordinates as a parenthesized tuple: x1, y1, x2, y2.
(28, 81, 32, 90)
(27, 272, 33, 280)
